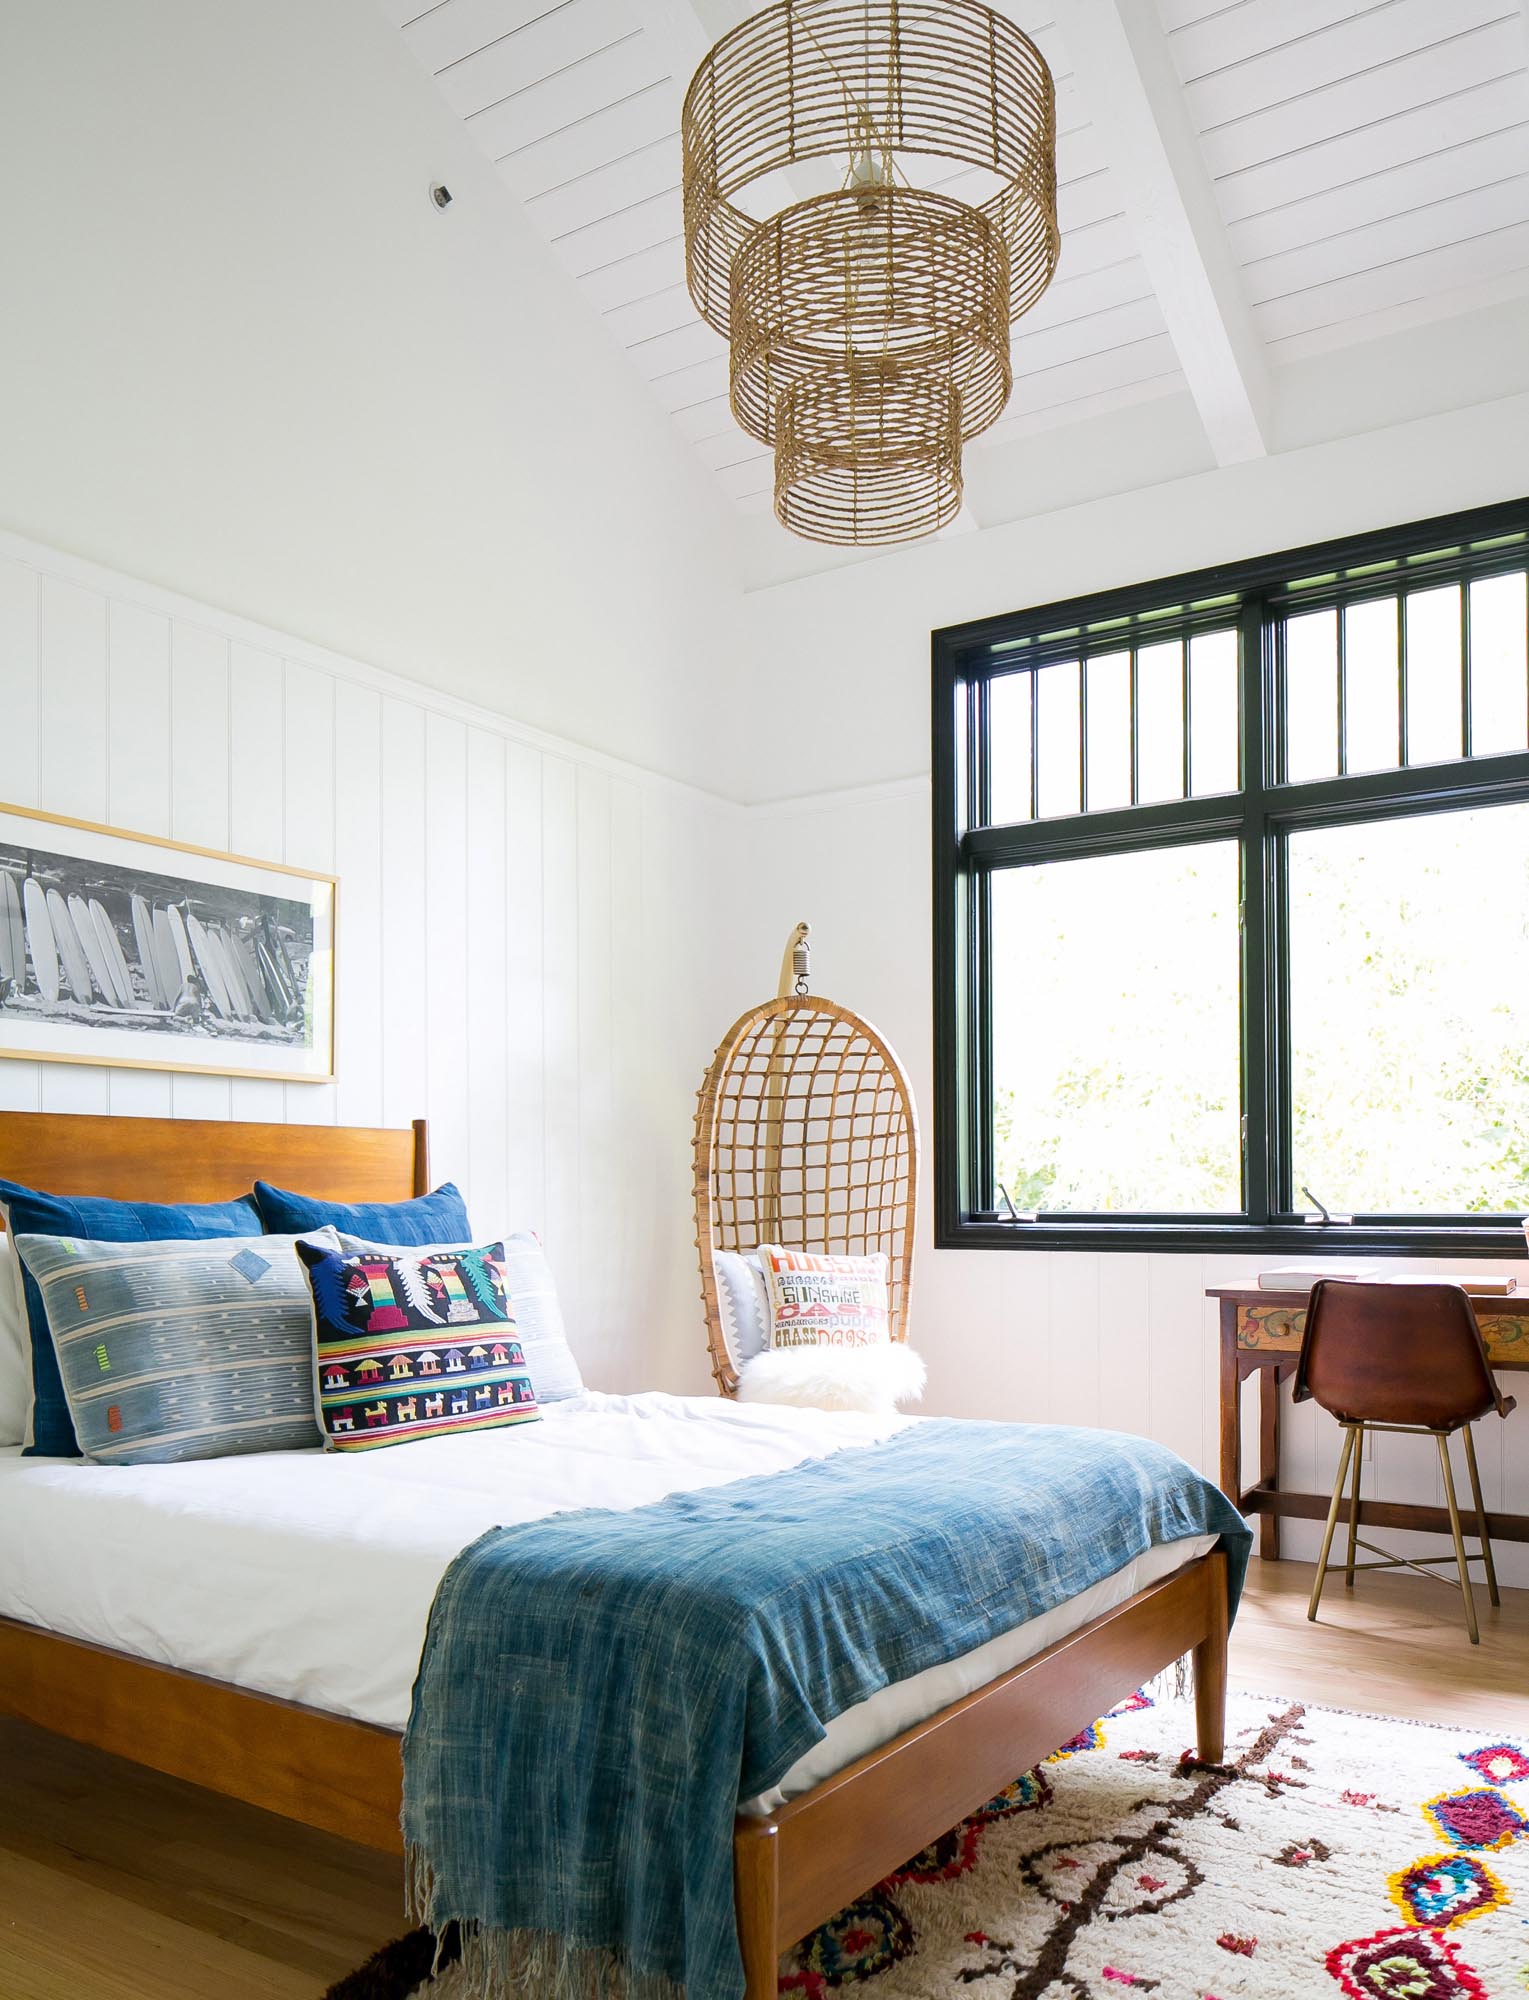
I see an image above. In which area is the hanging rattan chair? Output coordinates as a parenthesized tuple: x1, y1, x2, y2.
(693, 985, 919, 1397)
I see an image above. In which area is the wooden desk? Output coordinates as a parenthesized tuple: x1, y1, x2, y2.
(1209, 1284, 1529, 1561)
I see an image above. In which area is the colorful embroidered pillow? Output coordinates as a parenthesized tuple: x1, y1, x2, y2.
(757, 1247, 891, 1350)
(13, 1231, 329, 1465)
(297, 1238, 539, 1450)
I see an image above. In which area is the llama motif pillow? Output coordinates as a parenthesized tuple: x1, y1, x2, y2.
(296, 1238, 538, 1450)
(757, 1246, 891, 1350)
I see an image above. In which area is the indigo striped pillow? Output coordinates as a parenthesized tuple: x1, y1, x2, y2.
(15, 1232, 330, 1465)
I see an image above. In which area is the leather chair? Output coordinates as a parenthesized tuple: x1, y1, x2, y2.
(1294, 1279, 1516, 1644)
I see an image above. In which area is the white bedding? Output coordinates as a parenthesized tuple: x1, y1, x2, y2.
(0, 1392, 1214, 1814)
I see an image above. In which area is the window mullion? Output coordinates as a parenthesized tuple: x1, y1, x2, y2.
(1238, 593, 1273, 1227)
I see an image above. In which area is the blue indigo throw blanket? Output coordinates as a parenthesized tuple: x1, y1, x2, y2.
(404, 1420, 1250, 2000)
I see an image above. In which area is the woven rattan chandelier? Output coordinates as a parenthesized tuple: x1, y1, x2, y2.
(682, 0, 1059, 546)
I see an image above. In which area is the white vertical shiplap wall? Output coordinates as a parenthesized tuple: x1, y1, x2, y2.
(0, 530, 741, 1399)
(746, 781, 1529, 1587)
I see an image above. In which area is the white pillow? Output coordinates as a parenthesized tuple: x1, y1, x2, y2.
(713, 1250, 770, 1370)
(757, 1246, 891, 1350)
(736, 1342, 925, 1412)
(0, 1234, 26, 1445)
(334, 1228, 584, 1402)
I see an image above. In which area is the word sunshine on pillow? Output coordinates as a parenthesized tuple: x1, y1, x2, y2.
(297, 1239, 539, 1450)
(757, 1246, 890, 1349)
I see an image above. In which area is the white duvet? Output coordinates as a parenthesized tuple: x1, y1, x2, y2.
(0, 1392, 1213, 1813)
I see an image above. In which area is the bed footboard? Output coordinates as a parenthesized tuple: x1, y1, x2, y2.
(734, 1549, 1229, 1999)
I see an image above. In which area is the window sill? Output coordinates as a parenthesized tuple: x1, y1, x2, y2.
(937, 1219, 1529, 1257)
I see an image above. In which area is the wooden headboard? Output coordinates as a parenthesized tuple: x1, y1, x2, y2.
(0, 1111, 429, 1213)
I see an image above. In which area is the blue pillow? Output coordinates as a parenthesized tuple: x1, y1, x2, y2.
(0, 1180, 262, 1458)
(252, 1180, 471, 1245)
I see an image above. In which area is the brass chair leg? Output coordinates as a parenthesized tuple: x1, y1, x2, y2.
(1344, 1422, 1364, 1587)
(1436, 1432, 1480, 1645)
(1309, 1425, 1357, 1624)
(1460, 1423, 1501, 1609)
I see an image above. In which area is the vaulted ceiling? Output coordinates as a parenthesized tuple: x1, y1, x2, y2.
(382, 0, 1529, 575)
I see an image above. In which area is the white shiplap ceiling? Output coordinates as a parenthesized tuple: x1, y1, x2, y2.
(381, 0, 1529, 542)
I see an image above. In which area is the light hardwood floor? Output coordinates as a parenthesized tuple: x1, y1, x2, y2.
(3, 1558, 1527, 1998)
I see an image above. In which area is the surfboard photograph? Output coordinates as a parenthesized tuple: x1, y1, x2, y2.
(0, 803, 334, 1083)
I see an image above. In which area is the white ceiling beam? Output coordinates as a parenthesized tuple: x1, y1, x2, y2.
(1058, 0, 1270, 465)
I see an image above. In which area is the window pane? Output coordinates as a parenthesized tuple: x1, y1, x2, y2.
(1035, 660, 1081, 818)
(1404, 584, 1462, 766)
(988, 672, 1032, 824)
(990, 842, 1242, 1212)
(1134, 640, 1184, 803)
(1084, 651, 1131, 812)
(1189, 629, 1239, 795)
(1288, 802, 1529, 1213)
(1468, 570, 1528, 756)
(1343, 596, 1399, 774)
(1284, 608, 1338, 782)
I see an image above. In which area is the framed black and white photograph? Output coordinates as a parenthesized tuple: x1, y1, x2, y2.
(0, 802, 335, 1084)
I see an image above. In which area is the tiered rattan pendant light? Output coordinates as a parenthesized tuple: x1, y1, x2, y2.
(682, 0, 1059, 546)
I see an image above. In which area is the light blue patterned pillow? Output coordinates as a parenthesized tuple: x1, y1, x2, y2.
(14, 1231, 333, 1465)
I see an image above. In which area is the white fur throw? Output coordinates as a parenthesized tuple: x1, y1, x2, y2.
(735, 1341, 926, 1413)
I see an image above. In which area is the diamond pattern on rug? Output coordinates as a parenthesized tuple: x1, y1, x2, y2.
(1326, 1925, 1490, 1999)
(774, 1692, 1528, 1999)
(1388, 1852, 1508, 1929)
(1458, 1742, 1529, 1787)
(1422, 1786, 1529, 1852)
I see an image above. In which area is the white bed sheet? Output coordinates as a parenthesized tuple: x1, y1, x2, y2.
(0, 1392, 1214, 1812)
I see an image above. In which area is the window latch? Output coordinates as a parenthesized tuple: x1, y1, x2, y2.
(1300, 1184, 1354, 1227)
(974, 1181, 1039, 1224)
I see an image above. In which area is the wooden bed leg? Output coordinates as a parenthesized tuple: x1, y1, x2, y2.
(734, 1820, 781, 2000)
(1193, 1556, 1229, 1764)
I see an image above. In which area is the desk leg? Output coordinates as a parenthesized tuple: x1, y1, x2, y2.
(1259, 1365, 1281, 1562)
(1217, 1302, 1240, 1509)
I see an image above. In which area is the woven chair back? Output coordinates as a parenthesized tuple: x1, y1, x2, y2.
(693, 995, 919, 1396)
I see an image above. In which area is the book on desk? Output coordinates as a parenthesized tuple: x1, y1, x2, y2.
(1255, 1266, 1518, 1295)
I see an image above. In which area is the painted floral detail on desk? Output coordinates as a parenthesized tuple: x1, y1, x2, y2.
(1237, 1307, 1305, 1350)
(1237, 1305, 1529, 1363)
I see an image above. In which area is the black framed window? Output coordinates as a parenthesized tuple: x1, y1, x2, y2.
(932, 499, 1529, 1254)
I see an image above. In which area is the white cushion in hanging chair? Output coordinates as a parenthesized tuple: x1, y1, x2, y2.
(735, 1341, 926, 1413)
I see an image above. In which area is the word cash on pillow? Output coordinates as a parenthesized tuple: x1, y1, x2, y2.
(298, 1239, 538, 1450)
(757, 1246, 891, 1349)
(14, 1232, 327, 1466)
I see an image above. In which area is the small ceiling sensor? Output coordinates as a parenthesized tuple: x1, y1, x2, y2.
(430, 184, 453, 209)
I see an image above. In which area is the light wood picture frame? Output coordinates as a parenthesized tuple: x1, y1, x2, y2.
(0, 801, 335, 1084)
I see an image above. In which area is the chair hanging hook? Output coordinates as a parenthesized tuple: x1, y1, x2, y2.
(778, 921, 811, 999)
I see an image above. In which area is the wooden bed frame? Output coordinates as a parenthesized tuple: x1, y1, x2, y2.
(0, 1110, 1229, 1998)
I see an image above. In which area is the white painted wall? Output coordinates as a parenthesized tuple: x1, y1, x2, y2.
(735, 389, 1529, 801)
(0, 0, 739, 794)
(743, 437, 1529, 1581)
(0, 528, 739, 1400)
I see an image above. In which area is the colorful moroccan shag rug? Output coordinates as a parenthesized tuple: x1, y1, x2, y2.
(337, 1691, 1529, 2000)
